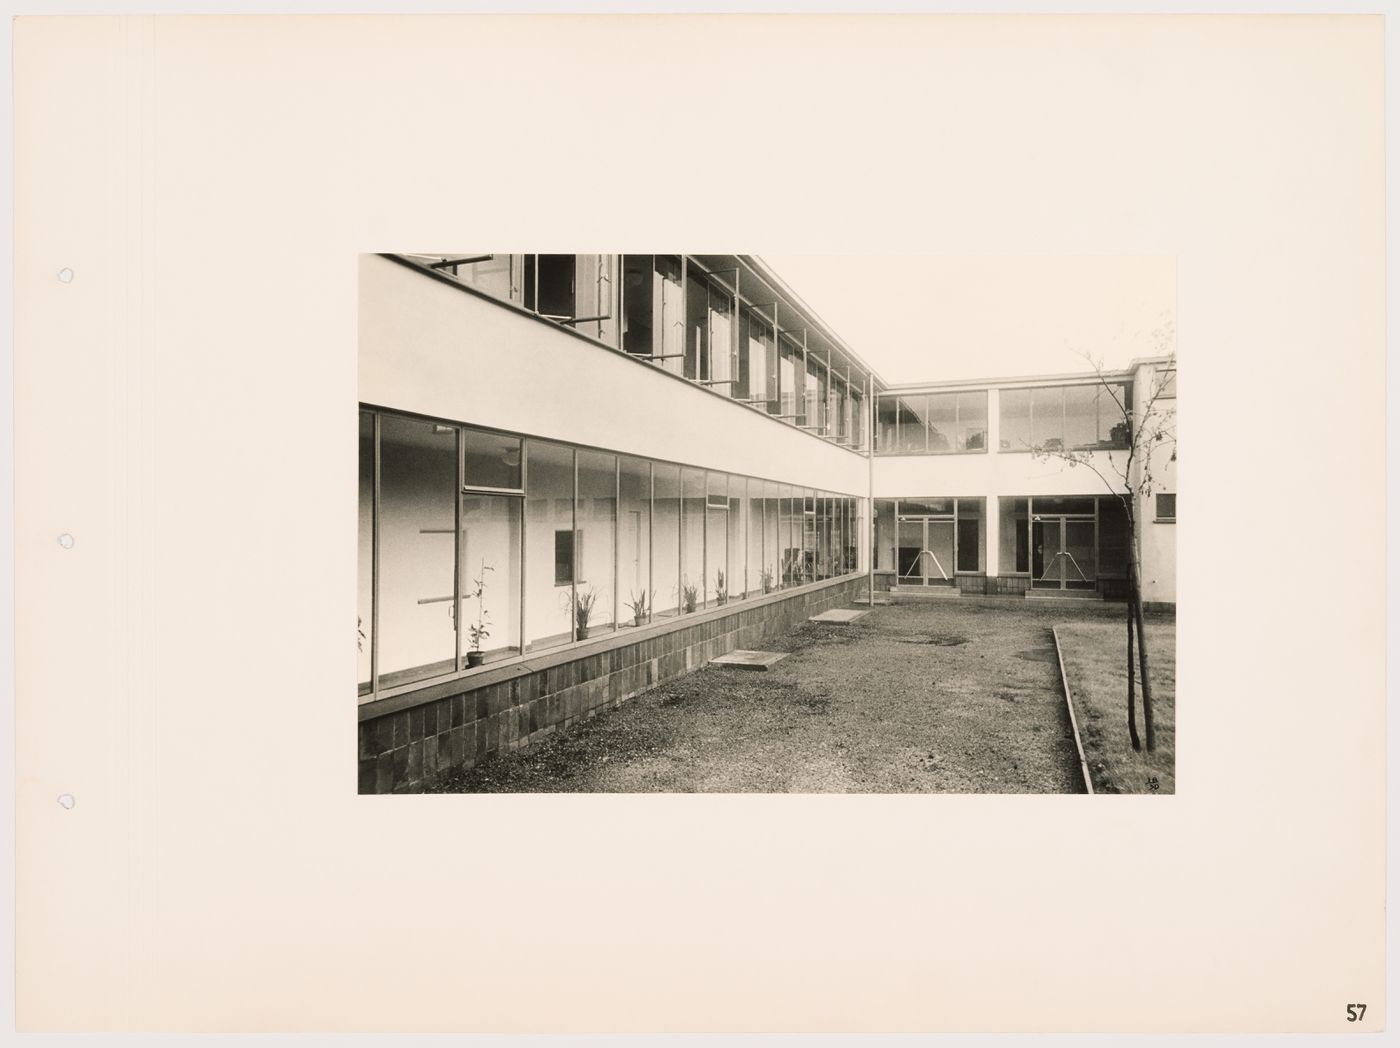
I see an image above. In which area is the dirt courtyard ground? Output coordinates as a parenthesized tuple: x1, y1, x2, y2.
(431, 597, 1171, 794)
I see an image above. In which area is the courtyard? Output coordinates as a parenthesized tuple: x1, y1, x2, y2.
(429, 598, 1175, 794)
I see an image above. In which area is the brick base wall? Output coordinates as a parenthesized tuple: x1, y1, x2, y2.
(358, 576, 863, 793)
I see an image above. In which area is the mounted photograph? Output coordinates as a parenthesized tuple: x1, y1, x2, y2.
(357, 252, 1177, 795)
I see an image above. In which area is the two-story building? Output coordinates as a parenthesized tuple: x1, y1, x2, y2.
(357, 253, 1175, 793)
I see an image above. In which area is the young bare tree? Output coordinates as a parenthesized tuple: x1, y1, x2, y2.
(1030, 322, 1176, 752)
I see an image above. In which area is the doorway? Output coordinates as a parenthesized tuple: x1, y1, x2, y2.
(896, 515, 956, 586)
(1031, 515, 1096, 590)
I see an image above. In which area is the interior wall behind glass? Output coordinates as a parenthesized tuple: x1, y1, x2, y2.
(682, 468, 705, 611)
(577, 450, 616, 634)
(998, 496, 1030, 574)
(763, 481, 780, 592)
(927, 393, 956, 452)
(376, 416, 458, 687)
(874, 499, 897, 571)
(618, 457, 651, 626)
(653, 463, 681, 618)
(358, 411, 374, 695)
(525, 440, 575, 651)
(727, 478, 744, 599)
(955, 497, 984, 573)
(746, 480, 765, 596)
(705, 473, 728, 604)
(458, 494, 522, 662)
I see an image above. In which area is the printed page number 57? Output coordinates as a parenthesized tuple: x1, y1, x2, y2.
(1346, 1004, 1367, 1022)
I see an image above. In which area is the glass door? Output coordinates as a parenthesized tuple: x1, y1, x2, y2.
(1031, 517, 1061, 589)
(925, 519, 955, 586)
(897, 518, 924, 583)
(1063, 519, 1096, 590)
(896, 516, 955, 586)
(1032, 515, 1097, 590)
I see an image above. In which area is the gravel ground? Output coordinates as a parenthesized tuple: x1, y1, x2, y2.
(430, 597, 1154, 794)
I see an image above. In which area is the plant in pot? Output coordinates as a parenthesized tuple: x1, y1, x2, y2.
(760, 568, 774, 595)
(681, 580, 699, 615)
(572, 586, 599, 640)
(714, 569, 728, 606)
(625, 589, 652, 627)
(465, 560, 493, 667)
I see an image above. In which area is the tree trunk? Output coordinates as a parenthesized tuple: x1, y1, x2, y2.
(1127, 605, 1141, 751)
(1125, 501, 1155, 752)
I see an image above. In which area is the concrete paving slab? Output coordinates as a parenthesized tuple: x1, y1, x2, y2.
(808, 608, 868, 624)
(710, 649, 789, 671)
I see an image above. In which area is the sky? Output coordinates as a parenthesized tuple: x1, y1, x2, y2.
(761, 255, 1177, 385)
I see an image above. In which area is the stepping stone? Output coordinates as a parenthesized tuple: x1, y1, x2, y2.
(808, 608, 868, 624)
(711, 649, 788, 671)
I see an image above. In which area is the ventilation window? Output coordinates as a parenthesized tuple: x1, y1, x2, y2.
(1156, 493, 1176, 521)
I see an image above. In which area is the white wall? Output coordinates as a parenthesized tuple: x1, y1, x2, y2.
(1132, 361, 1177, 604)
(360, 255, 870, 496)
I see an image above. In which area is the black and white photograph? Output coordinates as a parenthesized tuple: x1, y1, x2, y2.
(12, 7, 1386, 1036)
(358, 251, 1178, 795)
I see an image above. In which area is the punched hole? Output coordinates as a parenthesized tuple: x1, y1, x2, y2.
(57, 533, 75, 549)
(57, 794, 75, 810)
(57, 268, 74, 284)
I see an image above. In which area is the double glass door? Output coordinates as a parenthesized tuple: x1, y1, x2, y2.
(1031, 515, 1096, 590)
(896, 516, 955, 587)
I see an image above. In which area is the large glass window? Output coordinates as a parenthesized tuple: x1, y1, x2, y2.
(1004, 383, 1131, 452)
(999, 389, 1031, 451)
(897, 396, 927, 452)
(927, 394, 955, 452)
(728, 477, 744, 601)
(525, 440, 575, 652)
(706, 473, 729, 605)
(458, 493, 522, 665)
(576, 451, 616, 637)
(377, 415, 458, 687)
(779, 336, 802, 424)
(779, 486, 797, 586)
(1030, 386, 1064, 450)
(957, 391, 988, 451)
(462, 429, 522, 491)
(524, 254, 577, 320)
(656, 255, 685, 374)
(682, 468, 706, 612)
(621, 255, 654, 358)
(361, 409, 872, 700)
(358, 411, 375, 696)
(763, 481, 781, 593)
(805, 355, 825, 434)
(746, 478, 765, 597)
(743, 309, 778, 413)
(876, 395, 898, 451)
(618, 457, 651, 627)
(653, 463, 682, 619)
(850, 388, 866, 450)
(1099, 496, 1130, 575)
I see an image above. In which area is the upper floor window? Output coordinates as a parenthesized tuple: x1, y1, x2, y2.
(999, 382, 1130, 452)
(875, 391, 987, 454)
(1155, 493, 1176, 521)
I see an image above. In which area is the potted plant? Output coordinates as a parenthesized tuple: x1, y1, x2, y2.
(572, 586, 598, 640)
(625, 589, 652, 627)
(714, 569, 728, 606)
(681, 580, 699, 614)
(760, 568, 774, 595)
(465, 560, 493, 667)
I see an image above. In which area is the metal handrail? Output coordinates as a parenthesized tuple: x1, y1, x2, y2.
(900, 549, 950, 582)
